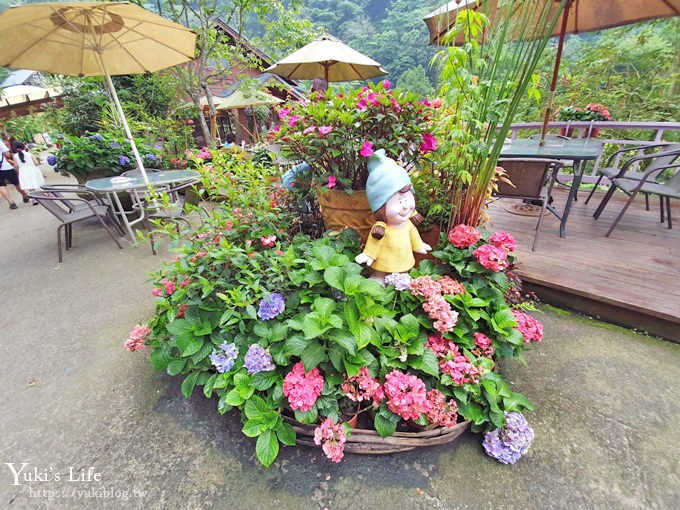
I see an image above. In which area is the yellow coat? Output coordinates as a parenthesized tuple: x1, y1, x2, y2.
(362, 221, 425, 273)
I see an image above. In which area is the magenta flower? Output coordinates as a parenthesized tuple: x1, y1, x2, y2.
(425, 389, 458, 427)
(382, 80, 391, 89)
(318, 125, 332, 135)
(278, 108, 290, 119)
(511, 310, 544, 343)
(260, 235, 276, 248)
(474, 332, 495, 356)
(359, 141, 374, 158)
(163, 280, 176, 295)
(124, 324, 151, 352)
(341, 367, 385, 406)
(327, 176, 337, 189)
(419, 132, 438, 153)
(283, 362, 324, 412)
(288, 115, 299, 127)
(303, 126, 317, 134)
(489, 231, 517, 252)
(384, 370, 430, 421)
(356, 98, 367, 110)
(314, 417, 346, 462)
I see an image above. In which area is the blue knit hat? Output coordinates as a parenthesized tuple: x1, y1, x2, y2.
(366, 149, 412, 213)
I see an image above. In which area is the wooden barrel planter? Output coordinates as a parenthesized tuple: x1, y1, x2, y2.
(315, 187, 375, 243)
(283, 415, 471, 454)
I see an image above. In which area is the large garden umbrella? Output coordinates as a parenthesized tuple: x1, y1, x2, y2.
(216, 89, 283, 141)
(424, 0, 680, 141)
(264, 32, 387, 83)
(0, 1, 196, 182)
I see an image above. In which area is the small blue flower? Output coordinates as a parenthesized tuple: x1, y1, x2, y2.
(118, 155, 130, 166)
(210, 342, 238, 373)
(91, 133, 104, 141)
(145, 153, 156, 162)
(257, 293, 285, 320)
(243, 344, 275, 374)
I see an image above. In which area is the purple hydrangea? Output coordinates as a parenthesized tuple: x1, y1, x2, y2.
(483, 412, 534, 464)
(110, 141, 122, 149)
(47, 154, 57, 166)
(243, 344, 275, 374)
(91, 133, 104, 141)
(145, 153, 156, 162)
(257, 293, 285, 320)
(209, 342, 238, 373)
(384, 272, 413, 291)
(118, 155, 130, 166)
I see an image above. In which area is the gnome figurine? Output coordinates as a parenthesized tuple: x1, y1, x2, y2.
(355, 149, 431, 282)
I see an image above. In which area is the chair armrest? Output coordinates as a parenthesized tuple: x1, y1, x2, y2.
(620, 162, 680, 191)
(603, 143, 675, 168)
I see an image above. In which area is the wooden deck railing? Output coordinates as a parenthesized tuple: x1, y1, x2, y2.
(507, 121, 680, 184)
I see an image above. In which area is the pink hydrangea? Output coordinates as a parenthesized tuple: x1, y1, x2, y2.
(473, 332, 495, 356)
(426, 389, 459, 427)
(180, 278, 191, 288)
(163, 280, 176, 295)
(313, 417, 346, 463)
(124, 324, 151, 352)
(440, 344, 480, 385)
(341, 367, 385, 407)
(512, 310, 544, 343)
(283, 362, 324, 412)
(448, 224, 482, 248)
(437, 276, 465, 296)
(176, 304, 188, 318)
(383, 370, 431, 421)
(425, 334, 456, 359)
(473, 243, 509, 272)
(489, 231, 517, 253)
(409, 275, 441, 298)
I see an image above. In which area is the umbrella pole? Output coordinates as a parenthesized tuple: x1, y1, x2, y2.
(101, 67, 149, 184)
(539, 1, 572, 146)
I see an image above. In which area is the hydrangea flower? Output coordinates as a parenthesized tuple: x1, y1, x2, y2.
(145, 153, 156, 162)
(384, 272, 413, 291)
(124, 324, 151, 352)
(47, 154, 57, 166)
(473, 243, 509, 272)
(283, 362, 324, 412)
(489, 231, 516, 252)
(383, 370, 430, 421)
(511, 310, 544, 343)
(473, 332, 495, 357)
(91, 133, 104, 141)
(448, 224, 482, 248)
(118, 155, 130, 166)
(209, 342, 238, 373)
(483, 412, 534, 464)
(243, 344, 275, 374)
(314, 417, 346, 463)
(258, 293, 285, 320)
(110, 141, 122, 149)
(425, 389, 458, 427)
(341, 367, 385, 406)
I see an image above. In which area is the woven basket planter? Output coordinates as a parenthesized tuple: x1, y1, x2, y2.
(284, 415, 471, 454)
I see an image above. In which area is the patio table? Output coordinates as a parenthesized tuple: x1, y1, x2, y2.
(500, 138, 603, 237)
(85, 170, 200, 240)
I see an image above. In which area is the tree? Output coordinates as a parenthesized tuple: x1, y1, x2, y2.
(396, 66, 434, 98)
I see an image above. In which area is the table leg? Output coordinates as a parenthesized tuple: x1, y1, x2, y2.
(558, 158, 585, 238)
(110, 190, 136, 240)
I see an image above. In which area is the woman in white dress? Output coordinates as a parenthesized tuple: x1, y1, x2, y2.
(12, 141, 44, 205)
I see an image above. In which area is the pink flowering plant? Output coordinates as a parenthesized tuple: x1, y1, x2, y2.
(130, 159, 542, 467)
(269, 80, 439, 191)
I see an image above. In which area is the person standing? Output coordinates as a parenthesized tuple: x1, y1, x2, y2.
(12, 141, 44, 205)
(0, 138, 28, 209)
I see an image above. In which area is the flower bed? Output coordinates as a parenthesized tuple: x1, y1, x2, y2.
(127, 196, 542, 466)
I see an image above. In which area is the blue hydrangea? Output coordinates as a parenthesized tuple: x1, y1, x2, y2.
(243, 344, 275, 374)
(384, 272, 413, 291)
(118, 155, 130, 166)
(91, 133, 104, 141)
(483, 412, 534, 464)
(145, 153, 156, 162)
(209, 342, 238, 373)
(257, 293, 285, 320)
(47, 154, 57, 166)
(110, 141, 122, 149)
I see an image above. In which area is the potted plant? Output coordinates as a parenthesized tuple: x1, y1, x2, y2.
(126, 157, 543, 467)
(556, 103, 612, 137)
(269, 80, 439, 238)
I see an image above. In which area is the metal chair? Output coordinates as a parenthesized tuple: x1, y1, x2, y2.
(593, 158, 680, 236)
(494, 158, 563, 251)
(29, 189, 124, 262)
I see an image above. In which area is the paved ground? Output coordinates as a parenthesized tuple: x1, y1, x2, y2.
(1, 160, 679, 509)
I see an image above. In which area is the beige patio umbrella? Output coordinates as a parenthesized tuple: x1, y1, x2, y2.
(215, 89, 283, 142)
(264, 32, 387, 83)
(0, 1, 196, 182)
(424, 0, 680, 142)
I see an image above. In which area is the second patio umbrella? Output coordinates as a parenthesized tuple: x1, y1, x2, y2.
(0, 1, 197, 182)
(264, 32, 387, 83)
(424, 0, 680, 141)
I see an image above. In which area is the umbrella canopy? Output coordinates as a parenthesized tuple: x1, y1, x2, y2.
(215, 89, 283, 110)
(264, 32, 387, 83)
(0, 1, 197, 181)
(424, 0, 680, 141)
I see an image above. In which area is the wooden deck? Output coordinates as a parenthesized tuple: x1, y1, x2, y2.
(486, 186, 680, 341)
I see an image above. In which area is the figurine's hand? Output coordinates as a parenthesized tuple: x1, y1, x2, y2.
(414, 243, 432, 254)
(355, 252, 374, 266)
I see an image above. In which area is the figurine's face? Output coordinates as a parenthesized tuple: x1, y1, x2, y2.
(384, 189, 415, 227)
